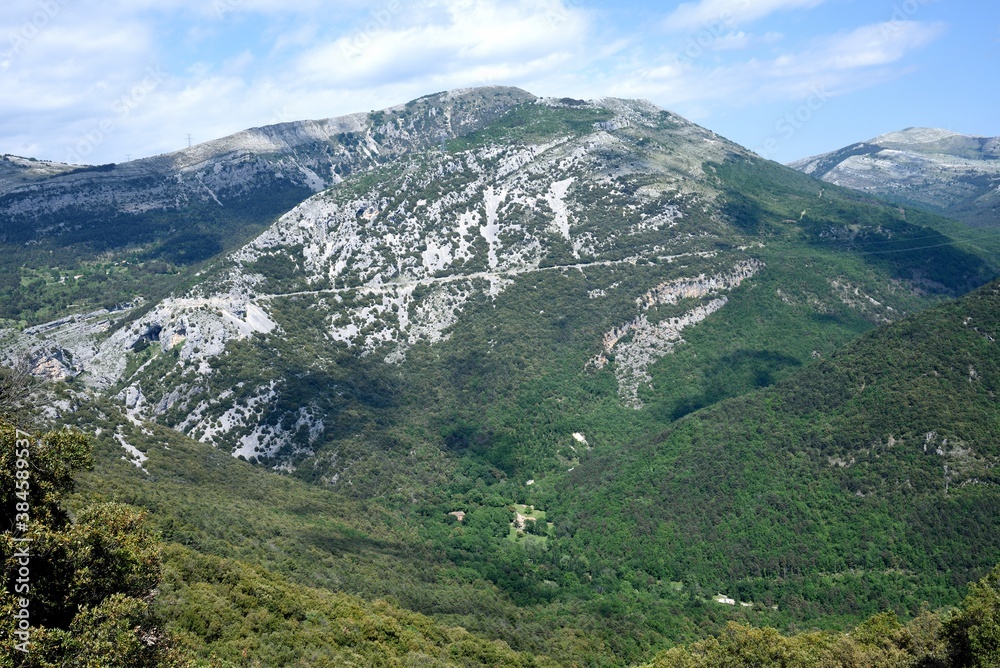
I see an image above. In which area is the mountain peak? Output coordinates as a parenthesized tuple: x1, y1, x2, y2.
(789, 127, 1000, 226)
(870, 126, 966, 146)
(160, 85, 538, 170)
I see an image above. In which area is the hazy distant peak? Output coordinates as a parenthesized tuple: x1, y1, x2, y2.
(440, 85, 535, 101)
(789, 127, 1000, 226)
(870, 127, 966, 146)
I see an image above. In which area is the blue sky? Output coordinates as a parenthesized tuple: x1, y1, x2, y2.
(1, 0, 996, 165)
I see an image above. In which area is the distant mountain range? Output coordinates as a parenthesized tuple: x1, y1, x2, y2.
(789, 127, 1000, 227)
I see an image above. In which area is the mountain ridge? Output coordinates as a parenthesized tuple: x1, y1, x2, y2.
(0, 86, 537, 238)
(0, 87, 539, 326)
(789, 127, 1000, 227)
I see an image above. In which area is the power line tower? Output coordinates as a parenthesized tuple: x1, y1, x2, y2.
(186, 134, 193, 148)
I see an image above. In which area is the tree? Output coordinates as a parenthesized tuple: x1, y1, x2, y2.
(944, 565, 1000, 668)
(0, 420, 186, 666)
(0, 361, 35, 429)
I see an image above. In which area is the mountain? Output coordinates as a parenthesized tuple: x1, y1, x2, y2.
(3, 88, 1000, 665)
(789, 128, 1000, 227)
(0, 86, 535, 246)
(0, 86, 534, 324)
(0, 153, 78, 188)
(4, 93, 994, 483)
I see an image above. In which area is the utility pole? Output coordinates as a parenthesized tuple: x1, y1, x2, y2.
(186, 134, 193, 148)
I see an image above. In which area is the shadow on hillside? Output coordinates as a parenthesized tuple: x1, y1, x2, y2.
(664, 349, 802, 421)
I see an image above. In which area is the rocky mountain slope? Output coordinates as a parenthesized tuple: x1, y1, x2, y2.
(789, 127, 1000, 226)
(0, 86, 534, 247)
(0, 87, 535, 324)
(4, 92, 993, 489)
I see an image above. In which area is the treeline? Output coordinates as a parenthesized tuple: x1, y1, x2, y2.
(645, 566, 1000, 667)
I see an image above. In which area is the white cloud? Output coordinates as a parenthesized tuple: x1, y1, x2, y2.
(735, 20, 947, 84)
(816, 20, 947, 70)
(294, 0, 589, 89)
(663, 0, 826, 33)
(710, 31, 751, 50)
(0, 0, 954, 165)
(223, 50, 255, 74)
(109, 0, 330, 19)
(611, 20, 946, 109)
(270, 23, 321, 55)
(0, 11, 152, 120)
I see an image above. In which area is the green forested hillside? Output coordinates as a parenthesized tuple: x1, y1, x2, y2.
(644, 565, 1000, 667)
(8, 403, 993, 668)
(0, 420, 561, 667)
(22, 278, 995, 665)
(545, 278, 999, 624)
(55, 397, 663, 663)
